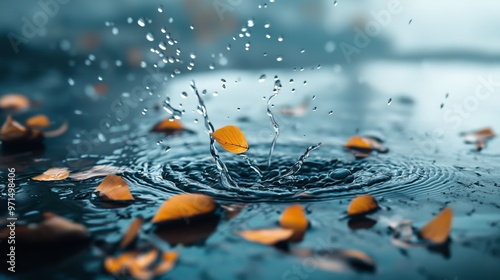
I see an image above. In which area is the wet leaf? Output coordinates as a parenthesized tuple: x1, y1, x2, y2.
(43, 122, 68, 138)
(211, 125, 249, 154)
(279, 204, 308, 242)
(104, 249, 177, 279)
(25, 114, 50, 128)
(151, 119, 185, 136)
(237, 228, 294, 245)
(461, 128, 495, 151)
(119, 217, 143, 249)
(152, 193, 217, 224)
(32, 168, 70, 181)
(104, 251, 138, 275)
(344, 136, 387, 158)
(0, 115, 43, 149)
(347, 194, 379, 216)
(95, 174, 134, 201)
(0, 93, 30, 111)
(155, 215, 220, 246)
(154, 251, 179, 275)
(419, 207, 453, 244)
(69, 165, 125, 181)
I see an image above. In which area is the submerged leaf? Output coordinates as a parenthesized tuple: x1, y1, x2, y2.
(0, 94, 30, 110)
(279, 204, 308, 242)
(237, 228, 294, 245)
(152, 194, 217, 224)
(95, 174, 134, 201)
(347, 194, 379, 216)
(419, 207, 453, 244)
(32, 168, 70, 181)
(119, 217, 143, 249)
(211, 125, 249, 154)
(25, 114, 50, 128)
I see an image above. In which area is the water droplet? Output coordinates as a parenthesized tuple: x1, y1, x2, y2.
(247, 19, 255, 27)
(141, 108, 148, 115)
(277, 35, 284, 42)
(146, 33, 154, 41)
(68, 78, 74, 86)
(388, 98, 392, 105)
(259, 74, 266, 82)
(317, 64, 321, 69)
(265, 34, 271, 39)
(227, 44, 231, 50)
(158, 5, 163, 13)
(289, 79, 294, 84)
(181, 91, 188, 98)
(237, 107, 241, 111)
(127, 17, 133, 24)
(137, 18, 145, 27)
(169, 17, 174, 23)
(159, 41, 167, 50)
(440, 103, 444, 109)
(209, 63, 215, 70)
(291, 88, 296, 93)
(312, 95, 316, 100)
(165, 146, 171, 153)
(111, 27, 119, 35)
(445, 92, 449, 98)
(264, 23, 270, 28)
(303, 80, 307, 85)
(300, 48, 305, 53)
(312, 107, 317, 111)
(98, 76, 103, 81)
(213, 91, 219, 97)
(334, 1, 338, 6)
(276, 56, 283, 62)
(189, 25, 194, 30)
(194, 118, 199, 123)
(409, 19, 413, 25)
(156, 140, 163, 145)
(328, 111, 333, 115)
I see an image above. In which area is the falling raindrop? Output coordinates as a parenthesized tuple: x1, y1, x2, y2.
(312, 107, 317, 112)
(247, 19, 255, 27)
(276, 56, 283, 62)
(334, 1, 338, 6)
(325, 41, 336, 53)
(328, 111, 333, 115)
(137, 18, 145, 27)
(303, 80, 307, 85)
(68, 78, 74, 86)
(111, 27, 119, 35)
(259, 74, 266, 82)
(181, 91, 188, 98)
(209, 63, 215, 70)
(158, 5, 163, 13)
(98, 76, 103, 81)
(289, 79, 294, 84)
(165, 146, 171, 153)
(189, 25, 194, 30)
(146, 33, 154, 41)
(312, 95, 316, 100)
(300, 48, 305, 53)
(409, 19, 413, 25)
(388, 98, 392, 105)
(278, 35, 284, 42)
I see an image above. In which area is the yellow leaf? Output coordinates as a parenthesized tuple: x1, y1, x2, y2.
(25, 114, 50, 128)
(152, 194, 217, 224)
(211, 125, 249, 154)
(279, 204, 308, 242)
(347, 194, 379, 216)
(95, 174, 134, 201)
(32, 168, 70, 181)
(419, 207, 453, 244)
(237, 228, 294, 245)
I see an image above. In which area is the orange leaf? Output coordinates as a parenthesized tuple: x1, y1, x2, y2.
(25, 114, 50, 128)
(154, 251, 178, 275)
(347, 194, 378, 216)
(119, 217, 143, 249)
(211, 125, 249, 154)
(32, 168, 70, 181)
(95, 174, 134, 201)
(279, 204, 308, 242)
(237, 228, 294, 245)
(419, 207, 453, 244)
(152, 194, 217, 224)
(152, 119, 184, 131)
(104, 251, 138, 274)
(0, 94, 30, 110)
(1, 115, 28, 141)
(43, 122, 68, 138)
(344, 136, 373, 151)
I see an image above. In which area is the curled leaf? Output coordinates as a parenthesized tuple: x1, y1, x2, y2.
(211, 125, 249, 154)
(25, 114, 50, 128)
(152, 193, 217, 224)
(151, 119, 192, 136)
(279, 204, 308, 242)
(43, 122, 68, 138)
(419, 207, 453, 244)
(347, 194, 379, 216)
(0, 94, 30, 110)
(95, 174, 134, 201)
(119, 217, 143, 249)
(32, 168, 70, 181)
(237, 228, 294, 245)
(344, 136, 387, 158)
(0, 115, 43, 149)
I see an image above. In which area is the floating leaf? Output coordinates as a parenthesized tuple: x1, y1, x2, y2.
(237, 228, 294, 245)
(69, 165, 125, 181)
(119, 217, 143, 249)
(152, 193, 217, 224)
(43, 122, 68, 138)
(32, 168, 70, 181)
(461, 128, 495, 151)
(155, 215, 220, 246)
(154, 251, 179, 275)
(344, 136, 387, 158)
(419, 207, 453, 244)
(95, 174, 134, 201)
(0, 94, 30, 110)
(0, 115, 43, 149)
(221, 203, 246, 220)
(25, 114, 50, 128)
(211, 125, 249, 154)
(347, 194, 379, 216)
(279, 204, 308, 242)
(151, 119, 185, 136)
(104, 249, 177, 279)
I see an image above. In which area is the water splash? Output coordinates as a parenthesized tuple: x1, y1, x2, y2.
(280, 142, 322, 178)
(266, 79, 282, 168)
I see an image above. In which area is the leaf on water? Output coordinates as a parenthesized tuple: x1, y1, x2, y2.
(461, 128, 495, 151)
(0, 115, 44, 149)
(279, 204, 308, 242)
(119, 217, 143, 249)
(43, 122, 68, 138)
(236, 228, 294, 245)
(154, 251, 179, 275)
(347, 194, 379, 216)
(25, 114, 51, 128)
(69, 165, 124, 180)
(344, 136, 387, 158)
(32, 168, 70, 181)
(419, 207, 453, 244)
(152, 193, 217, 224)
(154, 215, 220, 246)
(151, 119, 185, 136)
(95, 174, 134, 201)
(104, 249, 178, 279)
(292, 248, 376, 273)
(211, 125, 249, 154)
(0, 93, 30, 111)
